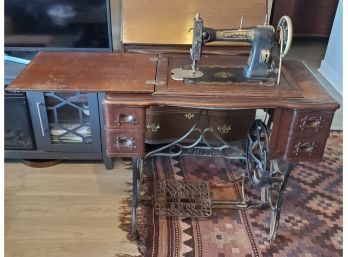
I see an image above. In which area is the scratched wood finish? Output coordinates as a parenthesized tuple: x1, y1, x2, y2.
(9, 52, 157, 93)
(122, 0, 267, 45)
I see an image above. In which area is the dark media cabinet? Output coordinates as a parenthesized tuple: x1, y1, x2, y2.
(4, 0, 114, 168)
(4, 61, 112, 168)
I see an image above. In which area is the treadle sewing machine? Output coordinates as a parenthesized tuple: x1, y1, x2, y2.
(172, 13, 292, 84)
(7, 2, 339, 244)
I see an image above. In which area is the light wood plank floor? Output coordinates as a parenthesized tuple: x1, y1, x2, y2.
(5, 160, 140, 257)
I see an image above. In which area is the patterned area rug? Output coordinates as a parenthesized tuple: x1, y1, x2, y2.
(131, 132, 342, 257)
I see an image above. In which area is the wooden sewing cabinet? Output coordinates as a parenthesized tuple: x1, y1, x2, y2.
(8, 51, 339, 242)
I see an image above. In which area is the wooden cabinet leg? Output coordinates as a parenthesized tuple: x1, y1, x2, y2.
(103, 156, 113, 170)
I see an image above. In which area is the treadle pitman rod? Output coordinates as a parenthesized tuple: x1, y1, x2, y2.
(130, 112, 294, 243)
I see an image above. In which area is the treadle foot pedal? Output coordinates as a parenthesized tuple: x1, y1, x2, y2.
(154, 180, 212, 217)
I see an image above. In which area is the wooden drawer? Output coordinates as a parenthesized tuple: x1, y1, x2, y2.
(145, 107, 255, 144)
(105, 129, 145, 157)
(269, 108, 334, 161)
(284, 135, 328, 162)
(104, 104, 145, 130)
(290, 110, 334, 136)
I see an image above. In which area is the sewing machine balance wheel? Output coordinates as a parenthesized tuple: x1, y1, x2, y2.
(277, 16, 293, 57)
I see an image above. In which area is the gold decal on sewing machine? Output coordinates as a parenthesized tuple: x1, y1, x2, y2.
(214, 71, 234, 79)
(216, 30, 255, 40)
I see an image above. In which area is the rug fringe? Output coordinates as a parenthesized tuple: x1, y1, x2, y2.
(118, 185, 148, 257)
(115, 254, 142, 257)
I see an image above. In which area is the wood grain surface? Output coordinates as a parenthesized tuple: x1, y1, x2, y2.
(7, 52, 339, 110)
(5, 161, 140, 257)
(9, 52, 157, 93)
(271, 0, 338, 37)
(122, 0, 267, 45)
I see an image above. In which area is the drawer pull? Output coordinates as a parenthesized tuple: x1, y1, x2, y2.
(115, 114, 138, 126)
(147, 123, 160, 132)
(184, 113, 195, 120)
(115, 136, 136, 150)
(217, 125, 231, 134)
(299, 115, 323, 132)
(293, 142, 316, 156)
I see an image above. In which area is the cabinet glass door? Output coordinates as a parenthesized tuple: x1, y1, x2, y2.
(27, 91, 101, 153)
(45, 92, 92, 145)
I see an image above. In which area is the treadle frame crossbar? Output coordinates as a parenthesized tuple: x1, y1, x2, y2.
(130, 110, 294, 243)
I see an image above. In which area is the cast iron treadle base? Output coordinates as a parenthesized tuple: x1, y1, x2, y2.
(154, 180, 212, 217)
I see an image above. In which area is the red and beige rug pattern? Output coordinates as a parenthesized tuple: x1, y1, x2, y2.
(131, 132, 342, 257)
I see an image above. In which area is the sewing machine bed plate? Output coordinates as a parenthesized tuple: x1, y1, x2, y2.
(154, 54, 303, 99)
(182, 66, 276, 85)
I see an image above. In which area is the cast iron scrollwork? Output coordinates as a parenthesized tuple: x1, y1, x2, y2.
(130, 114, 294, 243)
(247, 120, 273, 188)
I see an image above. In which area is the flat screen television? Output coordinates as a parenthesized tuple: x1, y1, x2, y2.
(5, 0, 112, 51)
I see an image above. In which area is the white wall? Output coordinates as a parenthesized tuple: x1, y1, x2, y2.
(318, 0, 342, 96)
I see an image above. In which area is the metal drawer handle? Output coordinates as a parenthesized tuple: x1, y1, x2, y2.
(147, 123, 160, 132)
(115, 114, 138, 126)
(299, 115, 323, 131)
(36, 102, 45, 137)
(217, 125, 231, 134)
(115, 136, 136, 151)
(293, 142, 316, 156)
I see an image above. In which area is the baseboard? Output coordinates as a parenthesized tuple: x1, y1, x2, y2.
(318, 60, 342, 96)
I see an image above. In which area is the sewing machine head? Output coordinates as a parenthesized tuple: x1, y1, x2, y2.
(172, 13, 293, 85)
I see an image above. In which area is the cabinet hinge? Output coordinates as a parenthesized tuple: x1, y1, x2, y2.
(145, 80, 166, 86)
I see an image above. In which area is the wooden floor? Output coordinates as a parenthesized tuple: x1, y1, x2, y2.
(5, 160, 140, 257)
